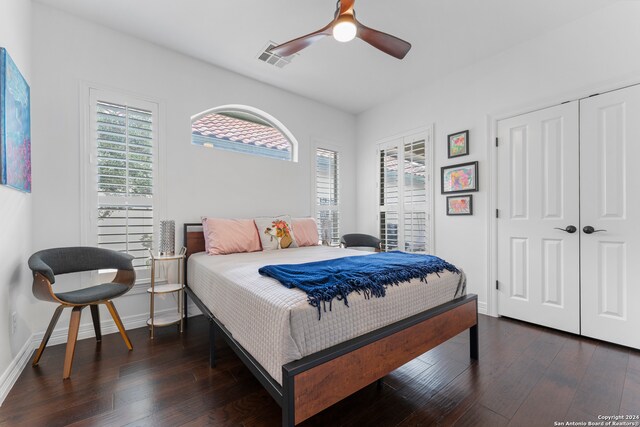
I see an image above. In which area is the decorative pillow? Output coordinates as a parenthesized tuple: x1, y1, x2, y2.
(202, 217, 212, 252)
(201, 217, 262, 255)
(254, 216, 298, 250)
(292, 218, 320, 247)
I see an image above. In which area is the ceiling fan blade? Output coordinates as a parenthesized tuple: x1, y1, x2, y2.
(356, 20, 411, 60)
(339, 0, 355, 16)
(269, 23, 333, 57)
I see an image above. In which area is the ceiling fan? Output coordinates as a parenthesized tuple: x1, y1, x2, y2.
(268, 0, 412, 60)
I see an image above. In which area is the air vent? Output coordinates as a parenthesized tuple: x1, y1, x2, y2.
(257, 42, 295, 68)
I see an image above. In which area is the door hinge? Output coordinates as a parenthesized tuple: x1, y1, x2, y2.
(496, 280, 499, 290)
(496, 209, 499, 219)
(495, 137, 499, 147)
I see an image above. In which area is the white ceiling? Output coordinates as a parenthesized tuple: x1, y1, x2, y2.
(37, 0, 616, 114)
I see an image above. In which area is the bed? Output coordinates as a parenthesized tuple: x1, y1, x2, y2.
(182, 223, 478, 426)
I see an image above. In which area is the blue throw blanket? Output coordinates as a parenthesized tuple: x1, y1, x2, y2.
(258, 251, 460, 319)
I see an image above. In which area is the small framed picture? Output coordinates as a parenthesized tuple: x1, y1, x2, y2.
(446, 195, 473, 216)
(441, 161, 478, 194)
(447, 130, 469, 158)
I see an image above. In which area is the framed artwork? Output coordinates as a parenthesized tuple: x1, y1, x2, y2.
(447, 130, 469, 158)
(441, 161, 478, 194)
(1, 47, 31, 193)
(446, 195, 473, 216)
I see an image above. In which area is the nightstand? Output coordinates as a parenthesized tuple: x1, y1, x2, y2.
(147, 248, 186, 339)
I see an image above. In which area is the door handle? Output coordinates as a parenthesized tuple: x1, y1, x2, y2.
(583, 226, 606, 234)
(554, 225, 577, 234)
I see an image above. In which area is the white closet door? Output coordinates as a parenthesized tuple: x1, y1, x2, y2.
(580, 85, 640, 349)
(497, 102, 580, 333)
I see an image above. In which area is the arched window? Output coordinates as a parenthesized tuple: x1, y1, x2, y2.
(191, 105, 298, 161)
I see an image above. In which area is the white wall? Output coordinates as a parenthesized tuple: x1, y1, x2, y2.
(356, 1, 640, 314)
(6, 0, 640, 399)
(0, 0, 33, 394)
(28, 4, 357, 335)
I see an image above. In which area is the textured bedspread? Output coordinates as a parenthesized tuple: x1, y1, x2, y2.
(187, 246, 466, 385)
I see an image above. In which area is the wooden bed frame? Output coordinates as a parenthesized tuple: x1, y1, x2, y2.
(182, 223, 478, 426)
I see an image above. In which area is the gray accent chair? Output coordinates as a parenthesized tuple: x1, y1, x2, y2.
(28, 247, 136, 379)
(340, 233, 382, 252)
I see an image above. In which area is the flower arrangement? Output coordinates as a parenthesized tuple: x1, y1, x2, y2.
(272, 220, 290, 235)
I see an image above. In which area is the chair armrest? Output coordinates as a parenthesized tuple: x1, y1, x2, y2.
(28, 255, 56, 284)
(28, 247, 135, 286)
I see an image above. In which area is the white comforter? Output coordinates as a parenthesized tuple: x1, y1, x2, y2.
(187, 246, 466, 384)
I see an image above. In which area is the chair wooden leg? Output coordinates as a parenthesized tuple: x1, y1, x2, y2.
(90, 305, 102, 342)
(32, 305, 65, 367)
(63, 306, 84, 380)
(105, 300, 133, 351)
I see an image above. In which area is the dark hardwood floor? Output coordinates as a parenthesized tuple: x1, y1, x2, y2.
(1, 314, 639, 426)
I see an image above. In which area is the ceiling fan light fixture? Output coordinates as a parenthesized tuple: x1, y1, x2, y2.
(332, 17, 357, 42)
(268, 0, 411, 59)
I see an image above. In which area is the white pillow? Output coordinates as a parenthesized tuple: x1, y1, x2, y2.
(254, 215, 298, 251)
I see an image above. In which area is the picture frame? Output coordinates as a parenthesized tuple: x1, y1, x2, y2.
(0, 47, 31, 193)
(447, 130, 469, 158)
(446, 195, 473, 216)
(441, 161, 478, 194)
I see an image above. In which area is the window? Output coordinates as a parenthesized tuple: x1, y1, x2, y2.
(191, 105, 297, 161)
(379, 132, 432, 253)
(316, 148, 340, 245)
(85, 89, 159, 276)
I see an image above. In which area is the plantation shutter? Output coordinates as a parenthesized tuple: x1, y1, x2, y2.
(379, 146, 400, 251)
(316, 148, 340, 245)
(402, 139, 428, 252)
(94, 98, 156, 269)
(379, 133, 431, 253)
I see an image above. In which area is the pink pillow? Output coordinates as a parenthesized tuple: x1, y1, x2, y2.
(293, 218, 320, 247)
(201, 217, 262, 255)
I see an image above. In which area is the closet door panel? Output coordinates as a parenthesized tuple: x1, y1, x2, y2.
(580, 84, 640, 349)
(497, 102, 580, 333)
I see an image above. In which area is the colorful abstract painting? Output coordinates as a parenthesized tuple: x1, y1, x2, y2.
(447, 130, 469, 158)
(446, 195, 473, 215)
(441, 161, 478, 194)
(1, 47, 31, 193)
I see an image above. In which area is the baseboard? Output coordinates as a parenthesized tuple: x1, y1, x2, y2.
(0, 336, 33, 406)
(0, 305, 198, 407)
(478, 301, 488, 315)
